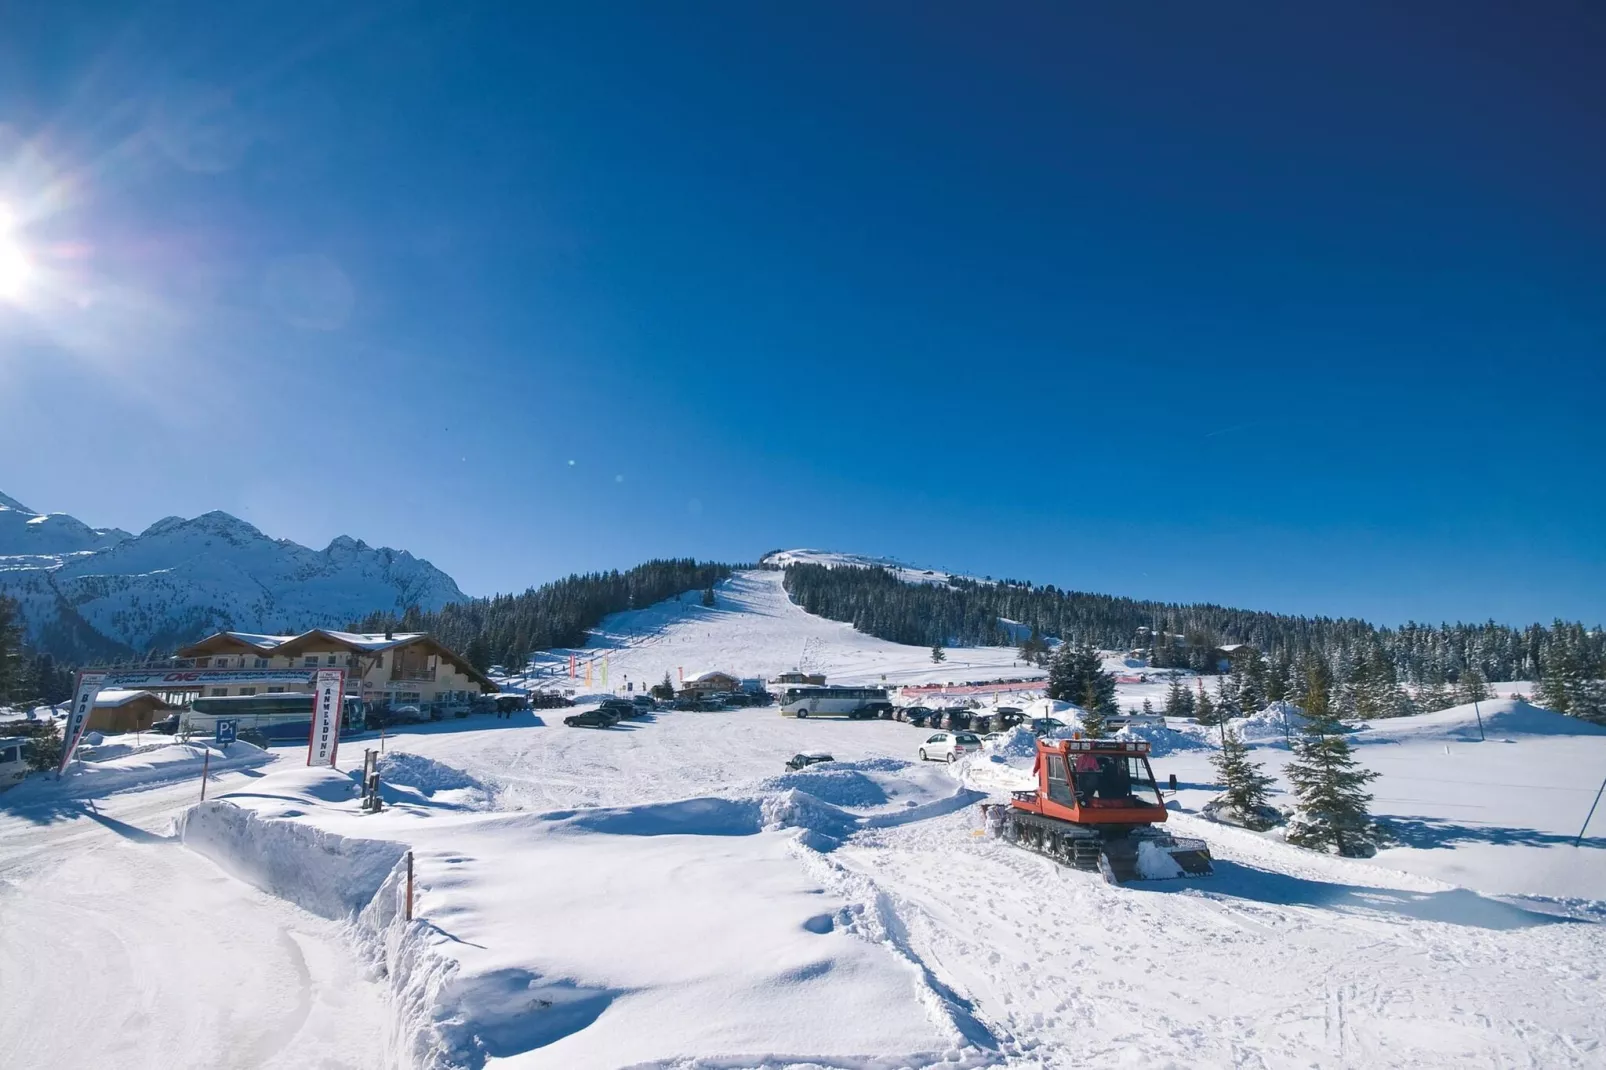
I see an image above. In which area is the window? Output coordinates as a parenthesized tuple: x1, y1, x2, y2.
(210, 688, 229, 697)
(303, 656, 319, 667)
(327, 654, 339, 666)
(1, 746, 18, 763)
(267, 686, 285, 694)
(1046, 754, 1073, 804)
(238, 687, 256, 696)
(254, 658, 269, 668)
(195, 657, 211, 668)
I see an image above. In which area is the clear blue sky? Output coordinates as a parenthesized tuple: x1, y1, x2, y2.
(1, 3, 1602, 627)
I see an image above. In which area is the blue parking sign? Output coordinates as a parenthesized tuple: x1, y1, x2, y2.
(216, 719, 238, 746)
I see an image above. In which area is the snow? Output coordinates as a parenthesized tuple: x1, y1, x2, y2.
(7, 566, 1605, 1069)
(4, 739, 274, 802)
(0, 501, 464, 652)
(1135, 837, 1187, 878)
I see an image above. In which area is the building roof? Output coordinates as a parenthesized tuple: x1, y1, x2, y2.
(175, 629, 495, 691)
(683, 670, 737, 683)
(94, 689, 176, 709)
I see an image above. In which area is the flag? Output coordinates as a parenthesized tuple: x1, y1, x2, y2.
(569, 654, 576, 679)
(601, 658, 609, 689)
(585, 661, 593, 687)
(307, 669, 346, 767)
(58, 672, 107, 775)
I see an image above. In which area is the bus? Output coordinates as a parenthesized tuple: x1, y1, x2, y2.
(779, 686, 892, 719)
(183, 692, 364, 743)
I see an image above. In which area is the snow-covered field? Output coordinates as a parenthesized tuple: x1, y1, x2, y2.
(4, 568, 1603, 1068)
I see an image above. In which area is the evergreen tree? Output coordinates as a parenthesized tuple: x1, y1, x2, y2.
(464, 635, 492, 674)
(651, 672, 676, 701)
(1416, 672, 1454, 713)
(0, 595, 23, 702)
(1141, 697, 1155, 718)
(1285, 666, 1379, 856)
(701, 587, 716, 607)
(23, 721, 61, 772)
(1194, 683, 1218, 726)
(1459, 665, 1490, 705)
(1163, 676, 1188, 717)
(1210, 727, 1278, 829)
(930, 643, 946, 664)
(1078, 681, 1110, 738)
(1046, 643, 1115, 713)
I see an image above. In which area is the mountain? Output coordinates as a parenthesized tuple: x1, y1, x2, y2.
(0, 494, 468, 658)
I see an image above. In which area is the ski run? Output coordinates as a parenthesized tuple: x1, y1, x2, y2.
(3, 567, 1602, 1069)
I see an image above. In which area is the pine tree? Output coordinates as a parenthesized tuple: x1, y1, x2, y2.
(0, 595, 23, 702)
(930, 643, 946, 664)
(651, 671, 676, 700)
(1210, 727, 1277, 829)
(1459, 665, 1490, 705)
(1046, 643, 1115, 712)
(701, 587, 716, 607)
(23, 721, 61, 772)
(1141, 697, 1155, 718)
(1285, 666, 1379, 856)
(1078, 679, 1110, 738)
(1194, 683, 1217, 726)
(1164, 676, 1188, 717)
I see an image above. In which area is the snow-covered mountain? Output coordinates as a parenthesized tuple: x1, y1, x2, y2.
(0, 493, 467, 656)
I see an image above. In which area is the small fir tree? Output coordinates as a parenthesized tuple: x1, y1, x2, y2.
(701, 587, 716, 607)
(1210, 727, 1278, 829)
(930, 643, 946, 664)
(1078, 681, 1110, 739)
(1194, 683, 1217, 726)
(23, 721, 62, 773)
(1285, 666, 1379, 856)
(1458, 665, 1489, 704)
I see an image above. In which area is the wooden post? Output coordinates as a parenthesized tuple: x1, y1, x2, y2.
(199, 748, 211, 801)
(405, 850, 414, 921)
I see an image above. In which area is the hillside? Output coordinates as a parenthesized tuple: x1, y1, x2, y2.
(0, 493, 466, 656)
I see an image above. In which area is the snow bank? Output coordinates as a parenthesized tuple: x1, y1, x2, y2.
(3, 740, 272, 803)
(1113, 720, 1212, 756)
(1358, 698, 1606, 744)
(178, 793, 409, 919)
(375, 752, 494, 810)
(1225, 701, 1310, 742)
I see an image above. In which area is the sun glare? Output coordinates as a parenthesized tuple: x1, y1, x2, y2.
(0, 204, 32, 299)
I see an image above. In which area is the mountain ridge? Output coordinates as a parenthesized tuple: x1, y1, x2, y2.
(0, 491, 468, 658)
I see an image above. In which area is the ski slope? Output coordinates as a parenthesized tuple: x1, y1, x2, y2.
(6, 567, 1603, 1068)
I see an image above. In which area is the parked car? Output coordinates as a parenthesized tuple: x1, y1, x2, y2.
(982, 731, 1006, 746)
(565, 708, 617, 728)
(785, 751, 835, 771)
(631, 695, 656, 712)
(898, 705, 932, 724)
(863, 701, 896, 720)
(1031, 717, 1067, 736)
(597, 700, 636, 722)
(995, 707, 1026, 729)
(151, 713, 181, 735)
(937, 708, 972, 730)
(918, 731, 982, 763)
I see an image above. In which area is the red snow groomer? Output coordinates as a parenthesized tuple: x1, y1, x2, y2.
(981, 737, 1213, 884)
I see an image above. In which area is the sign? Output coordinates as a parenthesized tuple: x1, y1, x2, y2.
(306, 669, 345, 767)
(215, 719, 238, 746)
(58, 672, 107, 775)
(103, 668, 319, 688)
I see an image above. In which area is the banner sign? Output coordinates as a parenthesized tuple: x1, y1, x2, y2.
(103, 668, 319, 688)
(569, 654, 576, 679)
(59, 672, 108, 774)
(307, 669, 346, 767)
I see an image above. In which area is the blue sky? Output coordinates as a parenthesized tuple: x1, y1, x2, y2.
(1, 3, 1602, 626)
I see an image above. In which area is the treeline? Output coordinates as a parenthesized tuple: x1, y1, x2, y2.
(0, 595, 77, 708)
(781, 563, 1605, 721)
(352, 559, 741, 672)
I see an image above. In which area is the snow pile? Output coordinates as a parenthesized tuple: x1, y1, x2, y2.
(74, 737, 174, 763)
(3, 740, 272, 802)
(178, 789, 409, 919)
(988, 725, 1042, 758)
(1135, 838, 1186, 879)
(1226, 700, 1311, 742)
(760, 762, 894, 808)
(373, 752, 494, 810)
(1113, 721, 1212, 756)
(1019, 697, 1081, 722)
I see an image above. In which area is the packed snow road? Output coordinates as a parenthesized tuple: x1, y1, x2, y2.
(0, 772, 390, 1070)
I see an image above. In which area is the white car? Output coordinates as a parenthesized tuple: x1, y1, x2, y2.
(918, 731, 982, 763)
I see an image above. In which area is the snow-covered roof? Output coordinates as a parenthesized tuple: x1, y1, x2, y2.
(683, 670, 737, 683)
(93, 689, 172, 708)
(181, 630, 428, 656)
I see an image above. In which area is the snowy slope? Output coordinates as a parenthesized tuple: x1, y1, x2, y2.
(519, 569, 1044, 694)
(762, 548, 988, 587)
(0, 494, 467, 653)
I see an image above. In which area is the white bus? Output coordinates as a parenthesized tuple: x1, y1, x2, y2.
(780, 686, 892, 719)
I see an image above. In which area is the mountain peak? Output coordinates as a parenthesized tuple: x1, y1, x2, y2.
(0, 490, 36, 513)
